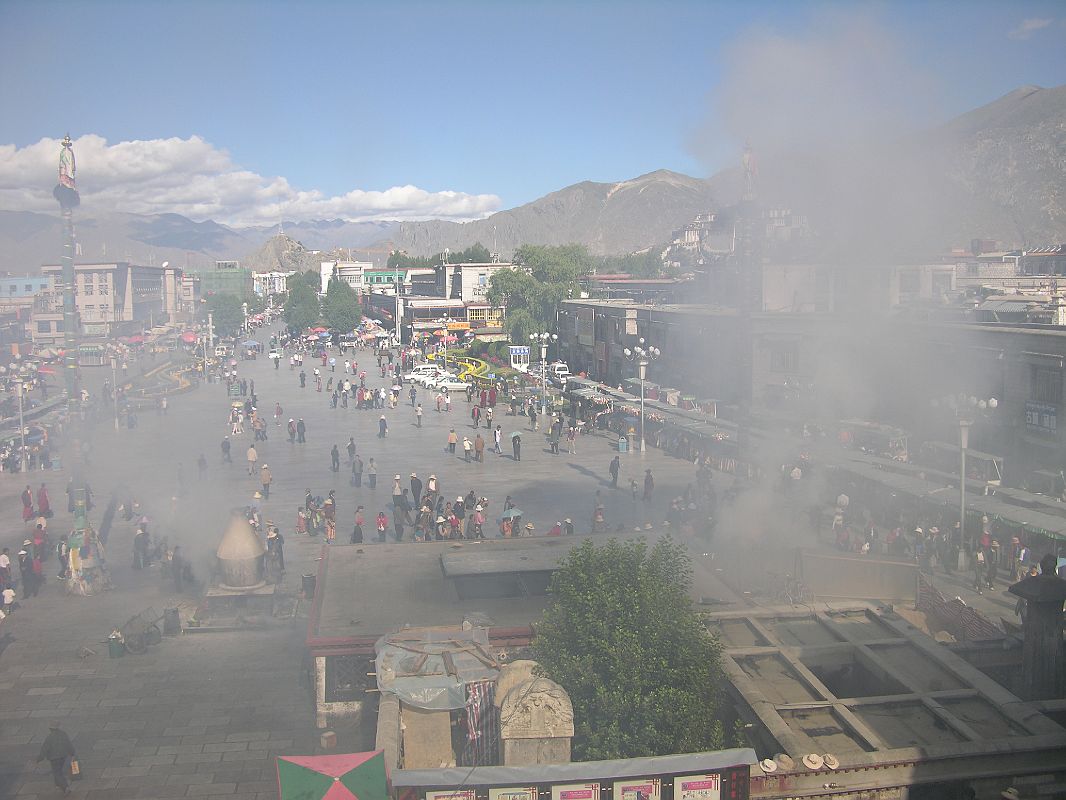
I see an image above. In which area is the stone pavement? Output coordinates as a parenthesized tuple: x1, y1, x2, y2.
(0, 328, 705, 799)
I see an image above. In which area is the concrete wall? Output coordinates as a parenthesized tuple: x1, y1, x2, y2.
(800, 551, 918, 602)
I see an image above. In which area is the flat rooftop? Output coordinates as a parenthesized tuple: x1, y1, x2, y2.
(308, 537, 598, 647)
(707, 605, 1066, 767)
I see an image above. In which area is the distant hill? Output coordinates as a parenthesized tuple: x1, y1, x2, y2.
(383, 170, 716, 258)
(0, 210, 254, 272)
(1, 85, 1062, 272)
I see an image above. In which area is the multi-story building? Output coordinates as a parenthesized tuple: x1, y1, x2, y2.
(253, 270, 296, 297)
(320, 261, 372, 294)
(190, 261, 253, 300)
(35, 261, 183, 342)
(439, 262, 514, 301)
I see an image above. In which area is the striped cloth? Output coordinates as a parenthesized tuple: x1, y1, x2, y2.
(459, 679, 498, 767)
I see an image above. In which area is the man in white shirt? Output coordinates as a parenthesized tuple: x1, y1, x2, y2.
(0, 547, 10, 588)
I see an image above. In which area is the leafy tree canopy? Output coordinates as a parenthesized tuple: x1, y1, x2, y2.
(203, 293, 245, 338)
(533, 538, 724, 761)
(487, 244, 594, 336)
(388, 242, 494, 270)
(284, 281, 321, 332)
(323, 277, 362, 333)
(294, 269, 321, 292)
(599, 248, 668, 278)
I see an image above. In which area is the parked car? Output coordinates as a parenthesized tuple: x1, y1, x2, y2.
(436, 378, 472, 392)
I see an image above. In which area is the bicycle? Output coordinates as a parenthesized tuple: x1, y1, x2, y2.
(779, 574, 814, 607)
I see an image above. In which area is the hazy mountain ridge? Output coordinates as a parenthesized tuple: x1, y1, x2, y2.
(0, 85, 1062, 273)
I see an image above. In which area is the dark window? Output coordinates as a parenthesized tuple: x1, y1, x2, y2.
(770, 344, 798, 373)
(324, 655, 365, 703)
(1030, 365, 1062, 406)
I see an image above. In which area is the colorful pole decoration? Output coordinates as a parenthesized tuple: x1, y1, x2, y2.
(53, 134, 81, 414)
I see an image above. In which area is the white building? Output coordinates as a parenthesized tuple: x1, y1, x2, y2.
(320, 261, 371, 295)
(444, 262, 515, 301)
(253, 270, 296, 296)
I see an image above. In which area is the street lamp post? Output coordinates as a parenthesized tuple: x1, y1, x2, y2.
(437, 315, 452, 369)
(16, 378, 26, 472)
(624, 338, 661, 453)
(959, 418, 971, 556)
(110, 356, 120, 430)
(530, 332, 557, 417)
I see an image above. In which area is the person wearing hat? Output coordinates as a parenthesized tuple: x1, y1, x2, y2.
(260, 463, 272, 499)
(37, 722, 76, 795)
(410, 473, 422, 508)
(472, 505, 485, 538)
(18, 548, 39, 597)
(266, 528, 285, 575)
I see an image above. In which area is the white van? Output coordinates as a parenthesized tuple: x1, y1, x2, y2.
(214, 344, 232, 358)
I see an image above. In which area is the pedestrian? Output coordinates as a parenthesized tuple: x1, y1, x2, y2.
(37, 484, 51, 518)
(221, 436, 232, 462)
(352, 507, 365, 543)
(296, 418, 307, 443)
(512, 432, 522, 461)
(494, 425, 502, 454)
(415, 403, 423, 427)
(260, 463, 272, 499)
(331, 445, 341, 472)
(609, 455, 620, 488)
(197, 453, 208, 480)
(411, 473, 423, 507)
(566, 426, 577, 454)
(462, 437, 472, 462)
(376, 511, 388, 543)
(643, 469, 654, 502)
(474, 433, 485, 462)
(346, 437, 356, 464)
(172, 545, 186, 592)
(448, 428, 458, 454)
(21, 484, 33, 522)
(378, 415, 388, 438)
(37, 722, 77, 795)
(973, 548, 985, 594)
(267, 528, 285, 574)
(352, 454, 364, 487)
(246, 443, 258, 475)
(410, 386, 417, 406)
(367, 458, 378, 489)
(288, 418, 297, 443)
(444, 391, 451, 413)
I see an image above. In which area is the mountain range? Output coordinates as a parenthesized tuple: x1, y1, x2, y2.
(0, 85, 1063, 273)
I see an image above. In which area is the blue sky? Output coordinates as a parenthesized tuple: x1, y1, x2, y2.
(1, 0, 1064, 224)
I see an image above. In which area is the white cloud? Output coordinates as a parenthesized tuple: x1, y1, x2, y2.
(1007, 17, 1053, 40)
(0, 135, 501, 225)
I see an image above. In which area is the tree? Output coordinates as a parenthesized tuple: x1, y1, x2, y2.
(294, 269, 321, 292)
(284, 281, 320, 332)
(323, 277, 362, 333)
(533, 538, 725, 761)
(204, 293, 244, 338)
(487, 244, 593, 338)
(600, 248, 668, 278)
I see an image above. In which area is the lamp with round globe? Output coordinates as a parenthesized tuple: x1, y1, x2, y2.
(623, 338, 661, 453)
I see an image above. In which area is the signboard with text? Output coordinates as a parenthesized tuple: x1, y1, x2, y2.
(552, 783, 600, 800)
(675, 774, 720, 800)
(613, 778, 661, 800)
(1026, 402, 1057, 436)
